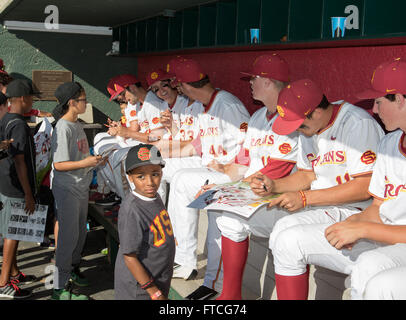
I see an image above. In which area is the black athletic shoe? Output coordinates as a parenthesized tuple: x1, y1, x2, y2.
(186, 285, 218, 300)
(0, 282, 32, 299)
(10, 272, 37, 285)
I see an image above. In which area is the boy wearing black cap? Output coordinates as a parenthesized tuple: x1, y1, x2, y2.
(50, 82, 106, 300)
(0, 79, 40, 299)
(114, 144, 175, 300)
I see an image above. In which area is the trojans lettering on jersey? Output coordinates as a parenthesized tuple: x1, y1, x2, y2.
(250, 135, 274, 147)
(200, 127, 219, 137)
(311, 150, 346, 167)
(383, 176, 406, 200)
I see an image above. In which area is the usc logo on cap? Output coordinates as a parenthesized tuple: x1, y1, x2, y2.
(151, 72, 159, 80)
(277, 105, 285, 118)
(121, 116, 127, 125)
(137, 147, 151, 161)
(361, 150, 377, 165)
(239, 122, 248, 131)
(279, 143, 292, 154)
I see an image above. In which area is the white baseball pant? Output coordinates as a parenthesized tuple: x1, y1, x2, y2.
(270, 209, 406, 299)
(203, 211, 223, 292)
(167, 167, 231, 269)
(364, 266, 406, 300)
(93, 133, 141, 199)
(158, 156, 203, 203)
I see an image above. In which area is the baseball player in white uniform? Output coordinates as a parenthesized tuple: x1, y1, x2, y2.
(155, 57, 250, 280)
(146, 68, 205, 202)
(93, 74, 166, 199)
(185, 54, 299, 300)
(214, 78, 384, 300)
(270, 59, 406, 300)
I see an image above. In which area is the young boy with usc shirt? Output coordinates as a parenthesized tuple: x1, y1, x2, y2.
(114, 144, 175, 300)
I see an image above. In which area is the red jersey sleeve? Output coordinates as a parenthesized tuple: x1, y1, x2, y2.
(234, 146, 250, 167)
(260, 159, 296, 180)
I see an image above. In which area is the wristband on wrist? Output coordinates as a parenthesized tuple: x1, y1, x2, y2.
(141, 278, 154, 290)
(150, 290, 162, 300)
(299, 190, 307, 208)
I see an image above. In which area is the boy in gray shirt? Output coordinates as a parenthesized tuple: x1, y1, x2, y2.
(114, 144, 175, 300)
(50, 82, 105, 300)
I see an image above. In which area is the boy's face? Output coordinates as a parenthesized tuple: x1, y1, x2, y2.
(127, 164, 163, 198)
(21, 95, 33, 113)
(70, 92, 87, 114)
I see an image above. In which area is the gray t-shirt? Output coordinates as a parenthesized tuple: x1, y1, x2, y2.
(114, 192, 175, 300)
(50, 118, 92, 198)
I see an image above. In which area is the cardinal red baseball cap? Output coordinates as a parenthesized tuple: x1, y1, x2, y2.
(169, 58, 206, 84)
(146, 69, 174, 88)
(108, 74, 139, 101)
(166, 56, 187, 74)
(107, 76, 119, 100)
(241, 54, 290, 82)
(272, 79, 324, 135)
(356, 58, 406, 100)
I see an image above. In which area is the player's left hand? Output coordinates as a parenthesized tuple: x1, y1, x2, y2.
(324, 220, 363, 250)
(267, 192, 303, 212)
(109, 126, 128, 138)
(160, 109, 173, 128)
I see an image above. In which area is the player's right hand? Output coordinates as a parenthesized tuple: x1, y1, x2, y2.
(194, 184, 216, 199)
(250, 173, 273, 196)
(107, 118, 119, 128)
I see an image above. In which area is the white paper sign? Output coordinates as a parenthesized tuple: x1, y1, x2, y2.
(6, 200, 48, 243)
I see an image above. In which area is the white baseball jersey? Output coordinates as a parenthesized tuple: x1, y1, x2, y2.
(368, 130, 406, 225)
(195, 90, 250, 166)
(137, 91, 166, 133)
(240, 107, 298, 178)
(161, 94, 204, 141)
(122, 102, 141, 127)
(297, 101, 385, 209)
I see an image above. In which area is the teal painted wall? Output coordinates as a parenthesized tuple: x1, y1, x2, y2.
(0, 26, 137, 123)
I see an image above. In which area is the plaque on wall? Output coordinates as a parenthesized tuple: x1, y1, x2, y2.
(32, 70, 73, 101)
